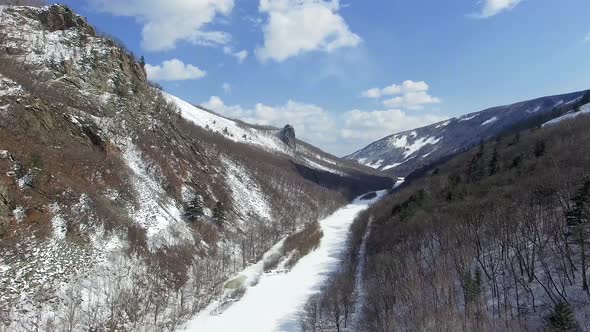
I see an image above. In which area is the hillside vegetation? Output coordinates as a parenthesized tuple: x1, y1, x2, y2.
(353, 112, 590, 331)
(0, 4, 392, 331)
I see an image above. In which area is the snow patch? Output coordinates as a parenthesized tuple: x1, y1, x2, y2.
(365, 159, 384, 169)
(565, 96, 583, 105)
(382, 163, 402, 170)
(526, 105, 541, 114)
(481, 116, 498, 126)
(458, 113, 479, 122)
(12, 206, 25, 223)
(543, 103, 590, 127)
(0, 74, 23, 97)
(51, 215, 67, 240)
(388, 135, 409, 149)
(120, 139, 192, 249)
(222, 158, 272, 221)
(435, 120, 451, 128)
(403, 136, 441, 158)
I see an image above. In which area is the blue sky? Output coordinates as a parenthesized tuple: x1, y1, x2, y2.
(61, 0, 590, 156)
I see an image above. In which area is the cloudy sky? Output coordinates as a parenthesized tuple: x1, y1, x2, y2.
(63, 0, 590, 156)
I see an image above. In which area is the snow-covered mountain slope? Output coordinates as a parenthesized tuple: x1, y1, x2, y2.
(166, 92, 375, 177)
(347, 90, 590, 176)
(165, 93, 288, 154)
(0, 5, 392, 331)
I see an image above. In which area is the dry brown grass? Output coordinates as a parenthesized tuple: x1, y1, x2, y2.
(283, 221, 323, 269)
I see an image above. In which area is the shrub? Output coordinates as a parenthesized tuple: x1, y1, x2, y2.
(545, 302, 580, 332)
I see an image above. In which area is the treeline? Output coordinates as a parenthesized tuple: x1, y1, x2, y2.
(352, 114, 590, 331)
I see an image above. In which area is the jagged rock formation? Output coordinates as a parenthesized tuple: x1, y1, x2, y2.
(38, 4, 95, 34)
(278, 124, 296, 150)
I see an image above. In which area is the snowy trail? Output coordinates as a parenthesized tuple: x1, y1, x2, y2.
(180, 190, 389, 332)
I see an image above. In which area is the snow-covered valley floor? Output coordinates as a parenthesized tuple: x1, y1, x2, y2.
(180, 190, 388, 332)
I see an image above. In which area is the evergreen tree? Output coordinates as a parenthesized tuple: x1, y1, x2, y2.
(573, 178, 590, 223)
(475, 141, 485, 159)
(534, 140, 546, 157)
(511, 132, 521, 146)
(185, 195, 204, 222)
(467, 155, 478, 181)
(572, 178, 590, 291)
(489, 148, 499, 175)
(545, 302, 580, 331)
(213, 201, 226, 226)
(140, 56, 146, 68)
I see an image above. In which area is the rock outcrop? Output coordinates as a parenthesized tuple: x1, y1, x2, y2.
(278, 124, 296, 150)
(38, 5, 95, 35)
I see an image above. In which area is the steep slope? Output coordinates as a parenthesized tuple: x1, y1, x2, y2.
(347, 90, 590, 177)
(0, 4, 392, 331)
(350, 112, 590, 331)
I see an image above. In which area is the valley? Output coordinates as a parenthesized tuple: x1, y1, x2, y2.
(1, 2, 589, 332)
(181, 189, 391, 332)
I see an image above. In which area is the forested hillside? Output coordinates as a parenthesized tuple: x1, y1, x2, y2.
(351, 113, 590, 331)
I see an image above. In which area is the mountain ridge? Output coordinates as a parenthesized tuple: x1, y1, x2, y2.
(346, 89, 590, 177)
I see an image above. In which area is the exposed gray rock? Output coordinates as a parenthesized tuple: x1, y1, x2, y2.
(38, 5, 95, 35)
(278, 124, 296, 150)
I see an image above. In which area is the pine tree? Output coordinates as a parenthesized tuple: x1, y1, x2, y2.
(489, 148, 499, 175)
(467, 155, 478, 180)
(573, 178, 590, 223)
(475, 141, 485, 159)
(545, 302, 579, 331)
(185, 195, 204, 222)
(534, 140, 546, 157)
(213, 201, 226, 226)
(511, 132, 521, 146)
(572, 178, 590, 291)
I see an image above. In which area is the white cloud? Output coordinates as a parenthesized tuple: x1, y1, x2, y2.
(361, 88, 382, 99)
(256, 0, 361, 62)
(145, 59, 206, 81)
(383, 91, 441, 110)
(362, 80, 441, 110)
(203, 96, 337, 146)
(585, 32, 590, 43)
(475, 0, 522, 18)
(223, 47, 249, 63)
(362, 80, 429, 99)
(222, 83, 232, 93)
(90, 0, 234, 51)
(340, 109, 447, 143)
(201, 96, 446, 156)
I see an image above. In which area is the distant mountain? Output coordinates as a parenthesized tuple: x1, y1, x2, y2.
(346, 90, 590, 176)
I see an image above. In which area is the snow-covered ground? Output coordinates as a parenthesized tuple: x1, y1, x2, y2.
(542, 102, 590, 127)
(179, 190, 389, 332)
(164, 93, 288, 155)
